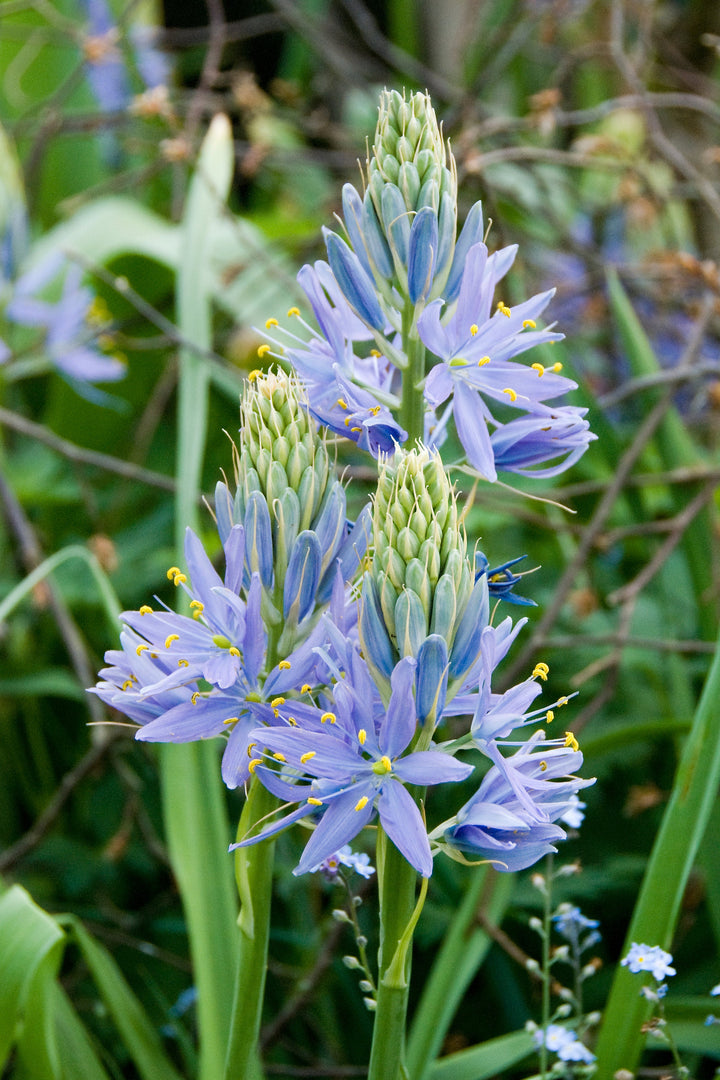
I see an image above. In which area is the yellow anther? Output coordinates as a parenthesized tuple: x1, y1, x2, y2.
(533, 662, 550, 680)
(557, 696, 569, 707)
(337, 398, 348, 409)
(273, 752, 286, 762)
(136, 644, 149, 655)
(370, 349, 381, 357)
(497, 301, 511, 316)
(265, 317, 279, 329)
(523, 319, 537, 329)
(278, 660, 291, 670)
(308, 796, 323, 806)
(139, 605, 153, 615)
(551, 362, 563, 372)
(358, 729, 367, 745)
(190, 599, 204, 617)
(380, 755, 392, 772)
(287, 306, 300, 317)
(531, 363, 545, 376)
(166, 566, 182, 580)
(470, 323, 479, 335)
(247, 742, 257, 757)
(546, 710, 555, 723)
(224, 716, 239, 726)
(248, 369, 261, 381)
(354, 796, 369, 812)
(369, 405, 381, 415)
(540, 760, 548, 772)
(478, 356, 490, 366)
(300, 751, 316, 764)
(173, 573, 187, 585)
(178, 659, 189, 667)
(150, 653, 159, 658)
(121, 679, 134, 691)
(257, 343, 271, 357)
(191, 692, 201, 705)
(165, 634, 180, 648)
(301, 684, 312, 694)
(272, 709, 279, 718)
(344, 416, 352, 426)
(564, 731, 579, 752)
(228, 646, 241, 657)
(350, 426, 362, 433)
(502, 388, 518, 402)
(321, 711, 336, 724)
(271, 697, 285, 707)
(287, 716, 298, 726)
(248, 758, 263, 774)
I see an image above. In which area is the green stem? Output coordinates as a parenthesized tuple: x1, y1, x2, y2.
(223, 777, 278, 1080)
(399, 303, 426, 446)
(539, 859, 552, 1080)
(367, 830, 421, 1080)
(593, 620, 720, 1077)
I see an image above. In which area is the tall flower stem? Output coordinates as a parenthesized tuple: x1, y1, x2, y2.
(223, 776, 278, 1080)
(399, 302, 426, 446)
(367, 829, 424, 1080)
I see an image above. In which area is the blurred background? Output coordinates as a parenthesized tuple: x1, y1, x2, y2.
(1, 0, 720, 1075)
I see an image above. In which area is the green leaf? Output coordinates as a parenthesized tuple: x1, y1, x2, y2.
(0, 885, 65, 1075)
(427, 1029, 534, 1080)
(61, 916, 184, 1080)
(51, 984, 111, 1080)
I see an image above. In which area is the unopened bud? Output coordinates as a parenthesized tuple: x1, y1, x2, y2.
(332, 909, 351, 924)
(342, 955, 361, 969)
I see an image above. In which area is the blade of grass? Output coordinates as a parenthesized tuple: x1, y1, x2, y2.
(427, 1028, 534, 1080)
(593, 621, 720, 1077)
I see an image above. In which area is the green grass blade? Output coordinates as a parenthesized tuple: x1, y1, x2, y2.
(160, 741, 238, 1080)
(593, 623, 720, 1077)
(61, 916, 184, 1080)
(427, 1029, 534, 1080)
(51, 984, 112, 1080)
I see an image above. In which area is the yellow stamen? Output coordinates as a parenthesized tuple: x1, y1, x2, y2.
(287, 306, 300, 317)
(248, 758, 263, 774)
(248, 369, 261, 381)
(229, 646, 241, 657)
(344, 416, 352, 426)
(321, 711, 336, 724)
(166, 566, 182, 580)
(350, 426, 362, 433)
(369, 405, 381, 415)
(531, 363, 545, 376)
(136, 644, 149, 655)
(523, 319, 537, 329)
(470, 323, 479, 335)
(190, 599, 204, 617)
(380, 755, 392, 772)
(224, 716, 239, 726)
(557, 696, 569, 707)
(247, 742, 256, 757)
(265, 317, 279, 329)
(165, 634, 180, 648)
(301, 684, 312, 694)
(308, 796, 323, 806)
(271, 697, 285, 707)
(370, 349, 381, 357)
(139, 605, 153, 615)
(502, 388, 518, 402)
(273, 752, 286, 762)
(257, 343, 271, 357)
(478, 356, 490, 366)
(287, 716, 298, 726)
(121, 679, 134, 691)
(337, 398, 348, 409)
(278, 660, 291, 670)
(551, 362, 563, 372)
(178, 659, 189, 667)
(497, 301, 511, 317)
(564, 731, 579, 752)
(540, 760, 548, 772)
(172, 573, 187, 585)
(300, 751, 316, 764)
(358, 729, 367, 745)
(533, 662, 550, 680)
(354, 796, 369, 812)
(546, 710, 554, 723)
(191, 692, 201, 705)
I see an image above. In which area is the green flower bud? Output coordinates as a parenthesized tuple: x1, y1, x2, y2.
(371, 446, 470, 653)
(238, 369, 330, 532)
(368, 89, 457, 220)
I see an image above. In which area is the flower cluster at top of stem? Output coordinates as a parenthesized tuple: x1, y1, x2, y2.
(258, 88, 595, 479)
(93, 366, 593, 878)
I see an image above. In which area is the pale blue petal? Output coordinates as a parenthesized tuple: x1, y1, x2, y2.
(377, 782, 433, 877)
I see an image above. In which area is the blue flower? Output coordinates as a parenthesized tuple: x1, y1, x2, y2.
(533, 1025, 595, 1063)
(441, 731, 594, 871)
(5, 253, 126, 385)
(621, 943, 676, 981)
(553, 905, 601, 952)
(490, 403, 596, 478)
(314, 845, 375, 881)
(475, 552, 537, 607)
(235, 656, 473, 877)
